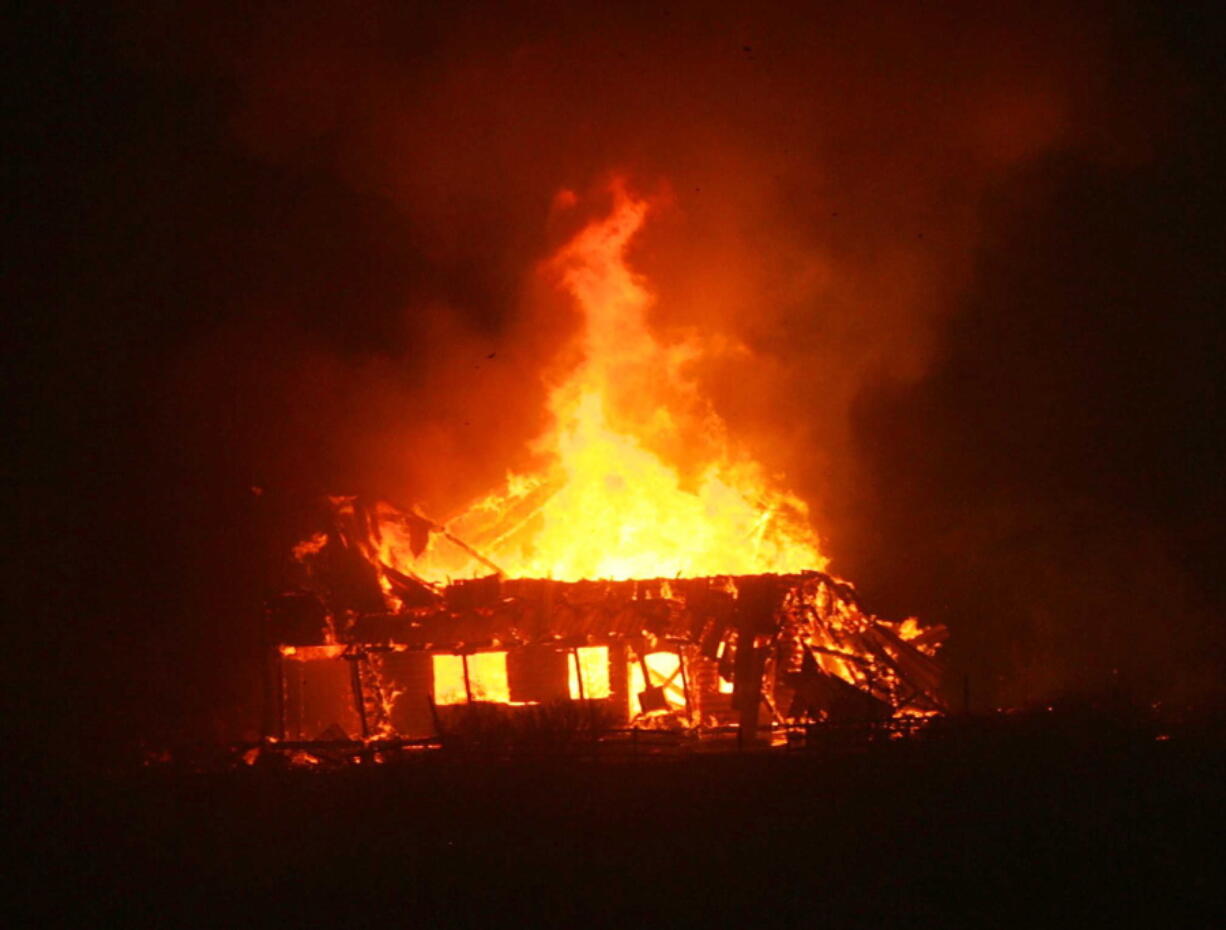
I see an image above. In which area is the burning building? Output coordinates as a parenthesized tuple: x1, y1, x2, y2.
(267, 183, 946, 750)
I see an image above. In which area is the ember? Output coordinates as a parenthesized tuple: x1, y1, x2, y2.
(270, 183, 944, 749)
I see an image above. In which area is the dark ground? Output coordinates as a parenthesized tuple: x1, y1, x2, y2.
(11, 711, 1223, 927)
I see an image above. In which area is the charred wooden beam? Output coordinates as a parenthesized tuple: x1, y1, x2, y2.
(348, 653, 370, 739)
(461, 654, 473, 703)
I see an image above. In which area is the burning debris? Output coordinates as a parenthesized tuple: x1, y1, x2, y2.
(268, 183, 945, 751)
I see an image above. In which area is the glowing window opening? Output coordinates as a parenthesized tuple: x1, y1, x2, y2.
(567, 646, 612, 700)
(628, 651, 688, 716)
(432, 652, 511, 705)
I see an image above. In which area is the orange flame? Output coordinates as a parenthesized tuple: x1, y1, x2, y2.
(393, 182, 825, 583)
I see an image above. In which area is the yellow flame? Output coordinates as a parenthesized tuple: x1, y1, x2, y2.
(401, 183, 824, 583)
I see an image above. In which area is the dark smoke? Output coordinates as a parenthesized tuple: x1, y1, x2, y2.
(12, 1, 1223, 758)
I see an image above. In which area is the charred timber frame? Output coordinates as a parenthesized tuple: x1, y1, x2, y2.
(266, 570, 946, 743)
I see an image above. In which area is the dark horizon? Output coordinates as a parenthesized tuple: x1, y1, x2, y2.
(10, 0, 1225, 761)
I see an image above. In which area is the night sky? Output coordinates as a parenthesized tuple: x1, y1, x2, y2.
(11, 1, 1224, 762)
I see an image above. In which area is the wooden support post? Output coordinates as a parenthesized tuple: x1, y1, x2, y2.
(261, 605, 286, 742)
(572, 647, 601, 752)
(349, 653, 370, 740)
(572, 649, 586, 701)
(461, 653, 474, 703)
(678, 646, 693, 725)
(608, 641, 630, 725)
(732, 630, 765, 746)
(264, 645, 286, 742)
